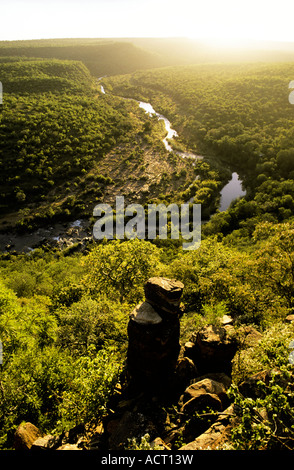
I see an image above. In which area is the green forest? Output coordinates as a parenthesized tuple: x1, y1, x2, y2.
(1, 39, 294, 451)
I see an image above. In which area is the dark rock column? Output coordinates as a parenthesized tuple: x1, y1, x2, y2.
(127, 277, 184, 393)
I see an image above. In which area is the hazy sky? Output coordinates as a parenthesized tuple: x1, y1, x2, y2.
(1, 0, 294, 43)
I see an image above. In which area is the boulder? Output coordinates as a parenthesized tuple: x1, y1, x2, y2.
(179, 378, 228, 414)
(127, 314, 180, 389)
(238, 370, 272, 398)
(31, 435, 61, 450)
(189, 324, 238, 376)
(195, 372, 232, 390)
(144, 277, 184, 316)
(180, 404, 239, 450)
(174, 357, 198, 391)
(14, 422, 42, 450)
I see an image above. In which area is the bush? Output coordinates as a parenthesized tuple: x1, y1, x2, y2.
(58, 347, 122, 430)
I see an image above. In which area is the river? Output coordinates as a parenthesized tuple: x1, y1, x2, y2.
(0, 84, 246, 253)
(219, 172, 246, 212)
(99, 80, 202, 161)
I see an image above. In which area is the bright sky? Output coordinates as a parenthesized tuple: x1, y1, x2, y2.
(1, 0, 294, 43)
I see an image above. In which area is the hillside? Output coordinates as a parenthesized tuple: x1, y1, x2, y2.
(1, 38, 294, 78)
(105, 62, 294, 237)
(0, 57, 195, 243)
(0, 41, 163, 77)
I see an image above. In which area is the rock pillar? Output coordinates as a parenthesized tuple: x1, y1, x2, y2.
(127, 277, 184, 393)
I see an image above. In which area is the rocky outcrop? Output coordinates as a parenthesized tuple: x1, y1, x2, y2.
(14, 277, 270, 451)
(127, 277, 184, 393)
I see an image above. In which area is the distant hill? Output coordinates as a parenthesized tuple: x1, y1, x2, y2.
(0, 57, 93, 94)
(1, 38, 294, 78)
(0, 41, 163, 77)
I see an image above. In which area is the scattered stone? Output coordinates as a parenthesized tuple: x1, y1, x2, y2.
(179, 378, 227, 414)
(150, 437, 171, 450)
(179, 404, 239, 450)
(191, 324, 238, 376)
(14, 422, 43, 450)
(237, 325, 263, 347)
(31, 435, 62, 450)
(221, 315, 233, 326)
(286, 314, 294, 323)
(56, 444, 82, 450)
(238, 370, 272, 398)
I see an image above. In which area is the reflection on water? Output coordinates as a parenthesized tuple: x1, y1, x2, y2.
(219, 172, 246, 212)
(139, 101, 201, 159)
(139, 101, 177, 152)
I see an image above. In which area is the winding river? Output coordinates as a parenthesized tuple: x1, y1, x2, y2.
(0, 82, 247, 253)
(99, 80, 202, 161)
(100, 81, 246, 210)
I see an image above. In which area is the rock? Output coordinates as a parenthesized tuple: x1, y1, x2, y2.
(195, 372, 232, 390)
(57, 444, 82, 450)
(31, 435, 61, 450)
(127, 277, 184, 392)
(144, 277, 184, 316)
(130, 301, 162, 325)
(237, 325, 263, 347)
(174, 357, 198, 391)
(14, 422, 43, 450)
(221, 315, 233, 326)
(238, 370, 272, 398)
(180, 404, 239, 450)
(150, 437, 171, 450)
(286, 314, 294, 323)
(183, 392, 223, 415)
(191, 324, 238, 376)
(127, 315, 180, 390)
(179, 378, 227, 414)
(108, 411, 156, 450)
(181, 378, 227, 403)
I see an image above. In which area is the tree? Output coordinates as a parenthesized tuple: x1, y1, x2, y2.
(82, 239, 161, 303)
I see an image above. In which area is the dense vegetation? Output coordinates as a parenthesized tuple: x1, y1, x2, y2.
(0, 40, 163, 77)
(1, 40, 294, 450)
(106, 62, 294, 235)
(0, 57, 194, 234)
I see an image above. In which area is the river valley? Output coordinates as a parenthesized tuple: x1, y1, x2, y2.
(0, 82, 246, 253)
